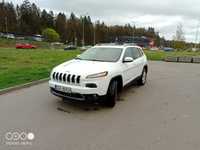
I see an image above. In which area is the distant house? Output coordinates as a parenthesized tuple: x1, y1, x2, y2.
(109, 36, 155, 48)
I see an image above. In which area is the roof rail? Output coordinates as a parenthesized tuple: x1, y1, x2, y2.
(95, 42, 137, 46)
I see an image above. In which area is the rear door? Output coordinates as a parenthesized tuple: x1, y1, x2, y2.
(122, 47, 138, 85)
(131, 47, 145, 77)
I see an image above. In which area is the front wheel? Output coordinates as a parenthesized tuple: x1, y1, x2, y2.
(105, 80, 118, 108)
(138, 68, 147, 86)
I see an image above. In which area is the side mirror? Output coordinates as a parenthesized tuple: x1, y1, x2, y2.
(123, 57, 134, 63)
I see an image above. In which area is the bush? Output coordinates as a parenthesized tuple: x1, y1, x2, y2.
(42, 28, 60, 42)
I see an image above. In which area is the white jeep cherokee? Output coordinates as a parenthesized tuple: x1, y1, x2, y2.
(49, 44, 148, 107)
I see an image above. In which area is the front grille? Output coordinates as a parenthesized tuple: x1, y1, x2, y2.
(52, 72, 81, 84)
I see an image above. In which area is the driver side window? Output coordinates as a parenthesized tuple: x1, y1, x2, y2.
(124, 48, 133, 59)
(132, 47, 142, 59)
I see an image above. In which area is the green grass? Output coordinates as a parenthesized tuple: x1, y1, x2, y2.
(0, 47, 200, 90)
(0, 37, 56, 49)
(144, 50, 200, 61)
(0, 38, 16, 47)
(0, 48, 80, 90)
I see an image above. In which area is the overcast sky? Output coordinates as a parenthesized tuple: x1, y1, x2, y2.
(10, 0, 200, 42)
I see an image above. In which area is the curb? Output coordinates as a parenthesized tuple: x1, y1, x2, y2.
(164, 56, 200, 63)
(0, 78, 49, 95)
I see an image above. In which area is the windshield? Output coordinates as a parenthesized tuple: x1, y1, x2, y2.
(76, 47, 123, 62)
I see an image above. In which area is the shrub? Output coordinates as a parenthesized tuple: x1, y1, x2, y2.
(42, 28, 60, 42)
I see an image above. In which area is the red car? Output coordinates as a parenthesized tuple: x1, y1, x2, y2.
(16, 43, 37, 49)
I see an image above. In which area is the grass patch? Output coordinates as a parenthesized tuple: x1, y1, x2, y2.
(0, 48, 80, 89)
(0, 37, 54, 49)
(144, 50, 200, 61)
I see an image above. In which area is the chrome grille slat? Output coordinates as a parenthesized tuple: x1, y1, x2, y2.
(72, 75, 76, 83)
(56, 73, 59, 80)
(52, 72, 56, 79)
(67, 74, 71, 82)
(77, 76, 81, 84)
(53, 72, 81, 85)
(63, 74, 66, 82)
(59, 73, 63, 81)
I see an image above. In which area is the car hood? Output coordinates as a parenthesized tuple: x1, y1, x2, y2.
(53, 59, 117, 76)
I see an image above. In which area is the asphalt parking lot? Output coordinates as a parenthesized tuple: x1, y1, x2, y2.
(0, 61, 200, 150)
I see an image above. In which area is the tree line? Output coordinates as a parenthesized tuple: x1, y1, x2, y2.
(0, 0, 180, 47)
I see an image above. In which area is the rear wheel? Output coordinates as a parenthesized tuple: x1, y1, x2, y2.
(138, 68, 147, 85)
(105, 80, 118, 108)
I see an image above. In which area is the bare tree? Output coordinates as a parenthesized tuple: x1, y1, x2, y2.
(174, 23, 185, 41)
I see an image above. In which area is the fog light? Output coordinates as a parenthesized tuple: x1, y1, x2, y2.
(86, 83, 97, 88)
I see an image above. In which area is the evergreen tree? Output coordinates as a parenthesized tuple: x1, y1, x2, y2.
(55, 13, 67, 42)
(0, 0, 164, 46)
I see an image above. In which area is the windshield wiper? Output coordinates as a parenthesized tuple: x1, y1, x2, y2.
(88, 59, 107, 62)
(75, 57, 82, 60)
(75, 58, 107, 62)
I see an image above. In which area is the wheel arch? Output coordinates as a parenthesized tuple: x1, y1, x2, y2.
(144, 64, 148, 73)
(109, 75, 123, 93)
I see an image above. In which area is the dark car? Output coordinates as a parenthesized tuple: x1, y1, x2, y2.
(163, 47, 174, 51)
(64, 45, 77, 50)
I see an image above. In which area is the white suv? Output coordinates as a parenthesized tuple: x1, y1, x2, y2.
(49, 44, 148, 107)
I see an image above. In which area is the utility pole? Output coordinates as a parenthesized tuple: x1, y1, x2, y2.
(195, 20, 200, 50)
(93, 22, 96, 45)
(131, 21, 136, 43)
(5, 16, 8, 35)
(82, 18, 85, 47)
(74, 32, 77, 47)
(82, 13, 89, 47)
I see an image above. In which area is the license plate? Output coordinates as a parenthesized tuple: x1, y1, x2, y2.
(55, 85, 72, 93)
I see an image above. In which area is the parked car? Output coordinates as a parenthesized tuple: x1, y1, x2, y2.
(6, 34, 15, 39)
(0, 33, 15, 39)
(163, 47, 174, 51)
(49, 44, 148, 107)
(80, 46, 92, 51)
(16, 43, 37, 49)
(150, 47, 159, 51)
(0, 32, 4, 37)
(32, 34, 43, 42)
(64, 45, 77, 50)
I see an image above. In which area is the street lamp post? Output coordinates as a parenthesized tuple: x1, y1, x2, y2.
(131, 21, 136, 42)
(195, 20, 200, 50)
(5, 16, 8, 36)
(82, 13, 89, 47)
(93, 22, 96, 45)
(82, 20, 85, 47)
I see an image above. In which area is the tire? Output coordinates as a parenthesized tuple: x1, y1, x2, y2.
(105, 80, 118, 108)
(138, 68, 147, 86)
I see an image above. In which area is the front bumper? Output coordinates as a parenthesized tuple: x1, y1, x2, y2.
(50, 88, 99, 101)
(49, 79, 109, 101)
(49, 79, 109, 95)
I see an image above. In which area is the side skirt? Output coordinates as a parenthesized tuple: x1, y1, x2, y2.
(123, 75, 141, 89)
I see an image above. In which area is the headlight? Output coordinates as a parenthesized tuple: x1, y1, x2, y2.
(86, 71, 108, 79)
